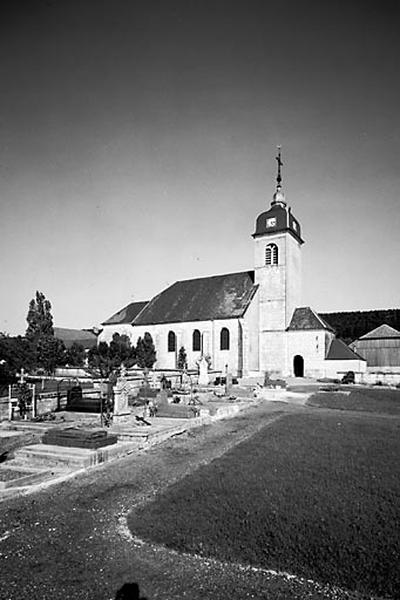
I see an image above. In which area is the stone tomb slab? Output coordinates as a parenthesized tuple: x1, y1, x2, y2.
(0, 466, 56, 490)
(15, 440, 139, 469)
(42, 427, 118, 450)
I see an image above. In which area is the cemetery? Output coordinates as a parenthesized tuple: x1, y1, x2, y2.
(0, 361, 264, 495)
(1, 356, 396, 499)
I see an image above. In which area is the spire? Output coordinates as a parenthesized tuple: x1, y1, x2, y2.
(271, 145, 286, 207)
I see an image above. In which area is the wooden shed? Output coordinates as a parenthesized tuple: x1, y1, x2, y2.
(350, 324, 400, 367)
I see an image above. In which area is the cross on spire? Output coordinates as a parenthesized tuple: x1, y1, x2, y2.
(276, 145, 283, 188)
(271, 145, 286, 207)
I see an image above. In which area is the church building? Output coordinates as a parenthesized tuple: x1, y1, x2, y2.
(99, 150, 365, 379)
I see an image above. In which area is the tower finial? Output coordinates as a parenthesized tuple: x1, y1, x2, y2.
(271, 145, 286, 207)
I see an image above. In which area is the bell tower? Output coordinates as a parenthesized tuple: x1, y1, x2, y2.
(252, 147, 304, 374)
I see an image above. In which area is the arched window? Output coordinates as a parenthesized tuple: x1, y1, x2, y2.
(167, 331, 176, 353)
(265, 243, 278, 265)
(192, 329, 201, 351)
(220, 327, 230, 350)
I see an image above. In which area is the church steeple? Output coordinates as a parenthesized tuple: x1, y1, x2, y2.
(271, 145, 286, 207)
(252, 147, 304, 376)
(252, 147, 303, 243)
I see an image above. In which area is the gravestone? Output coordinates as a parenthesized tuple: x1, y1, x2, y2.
(66, 385, 83, 409)
(225, 367, 233, 396)
(65, 384, 101, 413)
(156, 389, 169, 406)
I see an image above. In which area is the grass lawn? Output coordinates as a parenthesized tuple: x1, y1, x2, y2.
(308, 387, 400, 415)
(128, 411, 400, 598)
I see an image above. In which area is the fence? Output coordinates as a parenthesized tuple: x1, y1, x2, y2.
(0, 384, 101, 421)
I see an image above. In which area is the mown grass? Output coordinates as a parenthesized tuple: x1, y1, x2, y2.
(128, 412, 400, 598)
(308, 387, 400, 415)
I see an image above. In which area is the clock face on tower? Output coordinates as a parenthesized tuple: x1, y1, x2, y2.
(266, 217, 276, 228)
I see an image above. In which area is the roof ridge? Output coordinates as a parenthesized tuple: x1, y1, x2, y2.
(359, 323, 400, 339)
(174, 269, 255, 285)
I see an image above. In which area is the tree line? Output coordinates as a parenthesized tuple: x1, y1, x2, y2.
(320, 308, 400, 344)
(0, 291, 156, 384)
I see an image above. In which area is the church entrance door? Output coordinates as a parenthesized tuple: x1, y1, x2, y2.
(293, 355, 304, 377)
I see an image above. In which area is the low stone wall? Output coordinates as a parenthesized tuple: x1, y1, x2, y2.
(35, 394, 60, 416)
(361, 369, 400, 386)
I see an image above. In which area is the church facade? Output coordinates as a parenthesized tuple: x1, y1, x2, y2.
(99, 151, 365, 379)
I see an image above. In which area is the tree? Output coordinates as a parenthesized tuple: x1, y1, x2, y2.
(65, 342, 86, 367)
(0, 334, 36, 384)
(88, 341, 113, 378)
(177, 346, 188, 370)
(88, 334, 137, 377)
(320, 308, 400, 344)
(36, 335, 66, 374)
(136, 332, 156, 369)
(26, 291, 54, 344)
(25, 290, 66, 373)
(109, 333, 136, 368)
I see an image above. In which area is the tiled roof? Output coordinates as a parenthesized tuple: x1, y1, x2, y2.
(358, 324, 400, 340)
(133, 271, 258, 325)
(287, 307, 335, 332)
(101, 301, 149, 326)
(54, 328, 98, 349)
(325, 338, 366, 361)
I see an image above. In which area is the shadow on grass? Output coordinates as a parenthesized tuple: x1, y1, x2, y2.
(114, 582, 147, 600)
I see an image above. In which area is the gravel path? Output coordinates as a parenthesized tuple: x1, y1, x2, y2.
(0, 402, 368, 600)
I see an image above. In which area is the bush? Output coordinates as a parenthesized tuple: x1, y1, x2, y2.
(341, 371, 355, 384)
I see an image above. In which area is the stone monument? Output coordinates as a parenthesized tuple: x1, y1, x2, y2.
(225, 365, 233, 396)
(113, 365, 131, 424)
(198, 355, 209, 386)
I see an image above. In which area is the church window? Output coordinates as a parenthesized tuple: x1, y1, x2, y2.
(220, 327, 230, 350)
(193, 329, 201, 351)
(168, 331, 176, 353)
(266, 217, 276, 228)
(265, 243, 278, 265)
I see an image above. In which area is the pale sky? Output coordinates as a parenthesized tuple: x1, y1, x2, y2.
(1, 0, 399, 335)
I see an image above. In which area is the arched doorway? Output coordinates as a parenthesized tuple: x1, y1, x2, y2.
(293, 355, 304, 377)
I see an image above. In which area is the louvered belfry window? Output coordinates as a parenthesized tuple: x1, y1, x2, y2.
(265, 243, 278, 265)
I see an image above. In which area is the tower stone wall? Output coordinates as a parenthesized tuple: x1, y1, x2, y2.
(253, 228, 302, 375)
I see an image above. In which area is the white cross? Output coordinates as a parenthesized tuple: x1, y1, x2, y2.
(18, 368, 25, 384)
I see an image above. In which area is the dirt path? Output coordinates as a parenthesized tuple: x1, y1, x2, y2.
(0, 402, 365, 600)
